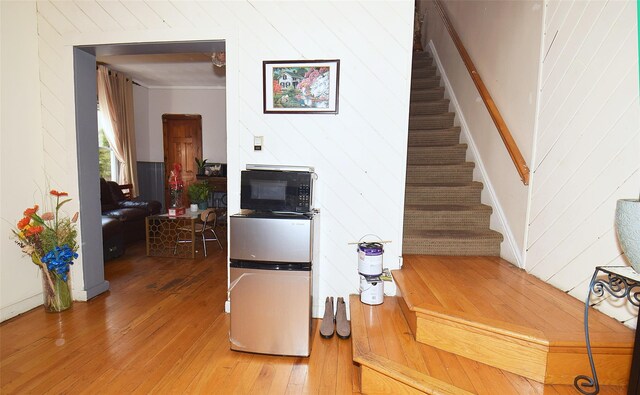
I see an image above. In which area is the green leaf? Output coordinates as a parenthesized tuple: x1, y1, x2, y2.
(56, 198, 72, 210)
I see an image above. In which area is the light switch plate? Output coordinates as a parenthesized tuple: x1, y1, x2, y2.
(254, 136, 263, 151)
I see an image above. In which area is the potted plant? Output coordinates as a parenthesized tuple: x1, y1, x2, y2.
(195, 158, 208, 176)
(187, 181, 212, 210)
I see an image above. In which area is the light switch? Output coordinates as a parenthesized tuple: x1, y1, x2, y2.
(254, 136, 263, 151)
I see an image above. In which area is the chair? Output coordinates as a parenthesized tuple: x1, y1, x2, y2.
(175, 209, 223, 257)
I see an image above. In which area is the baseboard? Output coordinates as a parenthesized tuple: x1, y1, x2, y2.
(0, 293, 43, 322)
(73, 280, 110, 301)
(427, 40, 523, 267)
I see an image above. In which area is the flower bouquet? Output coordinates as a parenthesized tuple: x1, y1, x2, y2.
(13, 190, 78, 312)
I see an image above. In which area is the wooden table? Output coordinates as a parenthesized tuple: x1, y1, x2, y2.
(145, 210, 202, 259)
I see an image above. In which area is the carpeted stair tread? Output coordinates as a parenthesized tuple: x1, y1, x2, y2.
(412, 56, 432, 64)
(405, 182, 483, 205)
(410, 87, 445, 102)
(407, 144, 467, 165)
(403, 203, 491, 211)
(403, 204, 492, 231)
(408, 127, 461, 146)
(409, 113, 455, 130)
(410, 66, 437, 79)
(402, 229, 503, 256)
(409, 99, 450, 116)
(406, 163, 474, 183)
(411, 77, 440, 90)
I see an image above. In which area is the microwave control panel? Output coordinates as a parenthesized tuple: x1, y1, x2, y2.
(298, 184, 311, 207)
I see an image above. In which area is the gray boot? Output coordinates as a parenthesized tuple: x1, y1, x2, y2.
(335, 297, 351, 339)
(320, 297, 335, 338)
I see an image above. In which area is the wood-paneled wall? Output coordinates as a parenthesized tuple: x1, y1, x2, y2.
(29, 1, 414, 317)
(527, 0, 640, 326)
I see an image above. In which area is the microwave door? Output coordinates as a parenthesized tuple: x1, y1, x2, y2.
(241, 170, 313, 213)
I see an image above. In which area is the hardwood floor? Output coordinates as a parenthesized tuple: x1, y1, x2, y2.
(0, 242, 358, 394)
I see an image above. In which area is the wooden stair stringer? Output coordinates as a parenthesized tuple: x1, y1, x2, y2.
(350, 295, 474, 395)
(392, 258, 635, 385)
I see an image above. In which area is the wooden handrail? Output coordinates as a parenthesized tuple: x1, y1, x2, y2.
(433, 0, 530, 185)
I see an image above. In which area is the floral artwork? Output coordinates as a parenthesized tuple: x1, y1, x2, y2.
(263, 60, 340, 114)
(12, 189, 79, 312)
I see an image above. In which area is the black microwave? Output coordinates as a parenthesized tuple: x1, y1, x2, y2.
(240, 166, 315, 213)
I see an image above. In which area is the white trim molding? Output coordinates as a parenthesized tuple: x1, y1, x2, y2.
(0, 293, 43, 322)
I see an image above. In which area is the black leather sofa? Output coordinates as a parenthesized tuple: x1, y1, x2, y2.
(100, 178, 161, 260)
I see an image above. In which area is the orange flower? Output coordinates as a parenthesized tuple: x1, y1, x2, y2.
(17, 217, 31, 229)
(50, 190, 68, 197)
(25, 226, 43, 236)
(71, 212, 79, 223)
(41, 212, 55, 221)
(23, 205, 39, 217)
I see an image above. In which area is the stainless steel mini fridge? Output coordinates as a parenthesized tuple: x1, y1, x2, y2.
(229, 213, 317, 357)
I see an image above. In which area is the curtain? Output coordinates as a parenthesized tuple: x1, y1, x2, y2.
(96, 65, 139, 196)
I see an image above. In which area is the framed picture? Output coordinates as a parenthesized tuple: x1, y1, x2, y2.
(263, 59, 340, 114)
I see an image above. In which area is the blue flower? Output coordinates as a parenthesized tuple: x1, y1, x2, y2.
(41, 244, 77, 281)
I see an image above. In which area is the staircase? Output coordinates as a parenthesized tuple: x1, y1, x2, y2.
(403, 51, 503, 256)
(348, 51, 635, 394)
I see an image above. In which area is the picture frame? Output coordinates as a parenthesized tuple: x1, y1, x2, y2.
(263, 59, 340, 114)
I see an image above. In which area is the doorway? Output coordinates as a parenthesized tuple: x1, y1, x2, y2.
(72, 39, 228, 300)
(162, 114, 203, 206)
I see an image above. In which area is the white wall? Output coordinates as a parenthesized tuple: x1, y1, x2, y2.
(1, 0, 414, 319)
(0, 1, 47, 320)
(423, 0, 543, 265)
(527, 0, 640, 326)
(137, 87, 227, 163)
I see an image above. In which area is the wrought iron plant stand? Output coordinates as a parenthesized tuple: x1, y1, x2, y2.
(574, 266, 640, 395)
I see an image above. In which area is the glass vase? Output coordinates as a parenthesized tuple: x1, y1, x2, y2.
(41, 270, 72, 313)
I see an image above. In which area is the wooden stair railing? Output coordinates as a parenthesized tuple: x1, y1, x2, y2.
(432, 0, 530, 185)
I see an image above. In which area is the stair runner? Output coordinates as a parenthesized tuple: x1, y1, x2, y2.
(403, 52, 503, 256)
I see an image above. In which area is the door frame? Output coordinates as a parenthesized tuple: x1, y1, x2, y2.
(68, 31, 237, 301)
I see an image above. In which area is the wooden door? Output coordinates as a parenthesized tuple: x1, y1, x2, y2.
(162, 114, 202, 208)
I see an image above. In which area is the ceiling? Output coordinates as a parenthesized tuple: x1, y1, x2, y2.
(92, 41, 226, 88)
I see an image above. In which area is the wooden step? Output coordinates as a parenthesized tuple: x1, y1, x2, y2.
(402, 229, 502, 255)
(403, 204, 492, 231)
(411, 87, 445, 102)
(405, 182, 482, 205)
(350, 294, 627, 394)
(407, 144, 467, 165)
(408, 127, 462, 147)
(392, 256, 635, 385)
(405, 163, 474, 184)
(409, 99, 450, 116)
(409, 113, 455, 130)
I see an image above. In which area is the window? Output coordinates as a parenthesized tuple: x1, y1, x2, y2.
(97, 106, 119, 181)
